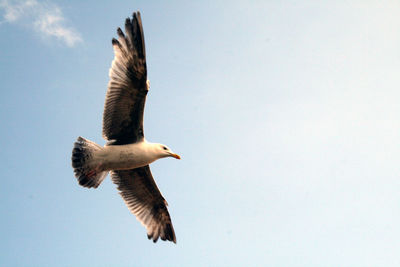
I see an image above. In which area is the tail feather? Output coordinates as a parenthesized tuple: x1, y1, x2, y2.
(72, 136, 108, 188)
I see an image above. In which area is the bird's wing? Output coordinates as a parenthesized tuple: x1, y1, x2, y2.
(103, 12, 148, 145)
(111, 166, 176, 243)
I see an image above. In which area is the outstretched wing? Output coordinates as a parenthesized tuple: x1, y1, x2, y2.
(103, 12, 148, 145)
(111, 166, 176, 243)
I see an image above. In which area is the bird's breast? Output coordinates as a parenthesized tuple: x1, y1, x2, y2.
(97, 143, 155, 171)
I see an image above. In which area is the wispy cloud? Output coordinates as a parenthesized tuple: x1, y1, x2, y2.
(0, 0, 82, 47)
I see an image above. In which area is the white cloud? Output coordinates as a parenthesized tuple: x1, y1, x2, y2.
(0, 0, 82, 47)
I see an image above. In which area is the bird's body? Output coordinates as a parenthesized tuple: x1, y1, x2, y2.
(100, 141, 160, 170)
(90, 141, 179, 172)
(71, 11, 179, 243)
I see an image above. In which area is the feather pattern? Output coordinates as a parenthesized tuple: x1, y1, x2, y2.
(102, 12, 148, 145)
(111, 166, 176, 243)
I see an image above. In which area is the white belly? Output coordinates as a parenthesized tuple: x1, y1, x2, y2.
(93, 142, 157, 171)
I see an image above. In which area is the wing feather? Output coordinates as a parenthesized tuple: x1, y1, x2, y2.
(111, 166, 177, 243)
(103, 12, 148, 145)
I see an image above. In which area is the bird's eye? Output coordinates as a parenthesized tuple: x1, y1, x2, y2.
(163, 146, 167, 150)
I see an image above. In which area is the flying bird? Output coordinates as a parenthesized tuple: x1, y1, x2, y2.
(71, 12, 180, 243)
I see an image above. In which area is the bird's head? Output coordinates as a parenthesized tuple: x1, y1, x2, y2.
(158, 144, 181, 160)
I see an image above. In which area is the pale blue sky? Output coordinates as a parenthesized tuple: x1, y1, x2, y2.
(1, 0, 400, 266)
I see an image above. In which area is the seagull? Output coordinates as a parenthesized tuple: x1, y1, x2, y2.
(71, 11, 180, 243)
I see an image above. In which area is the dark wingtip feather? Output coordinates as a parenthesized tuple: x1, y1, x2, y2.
(133, 11, 140, 17)
(125, 17, 131, 27)
(166, 223, 177, 243)
(132, 12, 138, 22)
(132, 12, 145, 59)
(111, 38, 119, 45)
(117, 27, 124, 38)
(146, 226, 176, 243)
(79, 176, 89, 186)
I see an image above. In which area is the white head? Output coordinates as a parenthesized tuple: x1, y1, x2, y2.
(155, 143, 181, 160)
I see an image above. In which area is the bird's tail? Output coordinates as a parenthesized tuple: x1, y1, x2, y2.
(71, 136, 108, 188)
